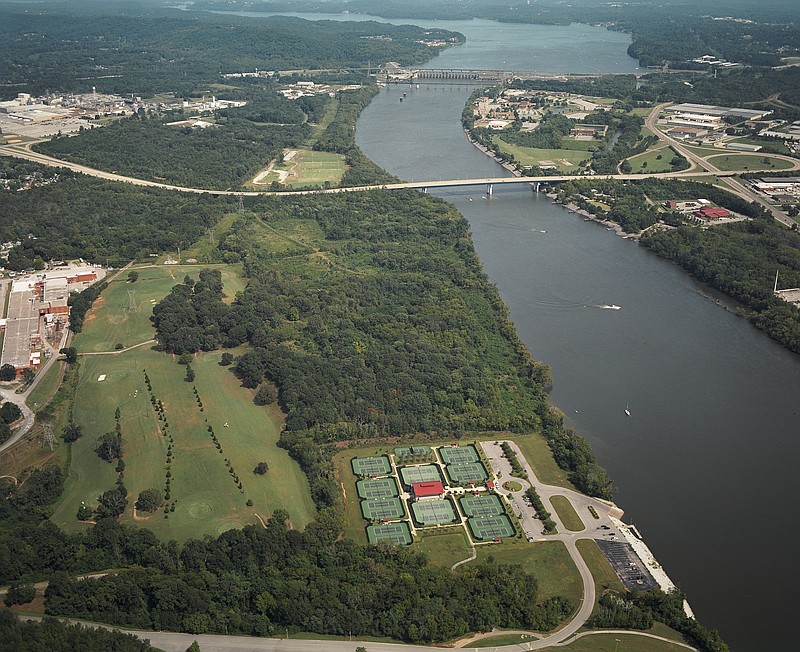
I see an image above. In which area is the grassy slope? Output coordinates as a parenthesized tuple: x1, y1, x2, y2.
(50, 265, 315, 540)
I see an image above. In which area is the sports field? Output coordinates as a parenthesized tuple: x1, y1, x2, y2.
(446, 461, 488, 484)
(351, 456, 391, 477)
(361, 497, 405, 521)
(366, 522, 413, 545)
(356, 477, 398, 499)
(439, 445, 479, 464)
(50, 269, 316, 541)
(400, 464, 442, 486)
(253, 149, 346, 188)
(468, 515, 515, 540)
(394, 445, 432, 460)
(459, 493, 504, 518)
(412, 499, 458, 526)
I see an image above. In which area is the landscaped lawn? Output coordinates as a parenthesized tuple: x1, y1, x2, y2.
(416, 530, 473, 568)
(550, 495, 585, 532)
(492, 136, 590, 172)
(705, 153, 794, 171)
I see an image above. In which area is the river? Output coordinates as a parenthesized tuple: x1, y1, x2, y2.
(207, 7, 798, 649)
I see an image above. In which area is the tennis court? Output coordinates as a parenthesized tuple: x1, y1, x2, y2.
(439, 445, 479, 464)
(400, 464, 442, 487)
(361, 497, 406, 521)
(357, 477, 399, 499)
(412, 499, 458, 526)
(367, 522, 413, 545)
(351, 456, 391, 477)
(468, 515, 515, 540)
(446, 461, 488, 484)
(460, 494, 504, 517)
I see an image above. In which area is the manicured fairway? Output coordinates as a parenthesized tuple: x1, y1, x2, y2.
(460, 493, 504, 517)
(351, 456, 391, 477)
(367, 522, 412, 545)
(439, 445, 479, 464)
(356, 477, 399, 499)
(360, 497, 405, 521)
(446, 461, 488, 484)
(52, 267, 316, 541)
(400, 464, 442, 486)
(412, 499, 457, 526)
(468, 515, 515, 540)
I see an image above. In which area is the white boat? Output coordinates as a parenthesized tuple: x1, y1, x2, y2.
(597, 304, 621, 310)
(625, 403, 631, 417)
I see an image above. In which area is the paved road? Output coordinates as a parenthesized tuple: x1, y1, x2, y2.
(644, 103, 799, 228)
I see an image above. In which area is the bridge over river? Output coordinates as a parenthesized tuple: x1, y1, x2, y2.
(378, 66, 644, 84)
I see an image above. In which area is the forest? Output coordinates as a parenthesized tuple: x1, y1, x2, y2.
(0, 3, 462, 99)
(0, 158, 236, 267)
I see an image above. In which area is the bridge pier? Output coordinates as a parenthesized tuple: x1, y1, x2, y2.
(530, 182, 541, 193)
(487, 184, 493, 197)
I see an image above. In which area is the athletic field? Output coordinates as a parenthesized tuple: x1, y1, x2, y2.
(361, 497, 406, 521)
(439, 445, 479, 464)
(412, 499, 458, 526)
(356, 477, 399, 499)
(367, 522, 413, 545)
(400, 464, 442, 486)
(460, 493, 504, 518)
(446, 461, 488, 484)
(468, 515, 515, 540)
(351, 456, 391, 477)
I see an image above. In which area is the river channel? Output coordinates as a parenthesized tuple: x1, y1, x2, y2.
(213, 8, 798, 649)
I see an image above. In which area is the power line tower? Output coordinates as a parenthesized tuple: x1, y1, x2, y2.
(127, 289, 138, 313)
(42, 423, 54, 450)
(238, 194, 244, 212)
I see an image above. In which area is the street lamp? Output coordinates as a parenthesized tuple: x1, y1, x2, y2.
(614, 638, 621, 652)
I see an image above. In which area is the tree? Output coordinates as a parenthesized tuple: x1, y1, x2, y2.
(96, 432, 123, 461)
(4, 583, 35, 607)
(97, 484, 128, 518)
(178, 352, 193, 365)
(62, 421, 83, 443)
(135, 488, 163, 513)
(0, 402, 22, 424)
(60, 346, 78, 363)
(253, 383, 277, 406)
(21, 368, 35, 385)
(185, 365, 195, 382)
(128, 270, 139, 283)
(220, 352, 234, 366)
(0, 364, 16, 381)
(187, 643, 202, 652)
(253, 462, 269, 475)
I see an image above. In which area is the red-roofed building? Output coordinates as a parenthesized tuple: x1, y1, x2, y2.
(695, 207, 731, 219)
(485, 481, 495, 490)
(412, 481, 445, 500)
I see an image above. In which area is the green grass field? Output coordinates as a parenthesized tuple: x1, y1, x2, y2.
(74, 265, 244, 353)
(538, 631, 695, 651)
(624, 144, 675, 173)
(51, 265, 316, 541)
(415, 529, 473, 567)
(254, 149, 346, 188)
(705, 153, 794, 171)
(492, 137, 590, 172)
(26, 359, 65, 413)
(471, 540, 582, 604)
(549, 495, 585, 532)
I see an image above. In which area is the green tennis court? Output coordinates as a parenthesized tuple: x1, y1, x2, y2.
(357, 477, 399, 499)
(351, 456, 391, 477)
(446, 461, 488, 484)
(468, 515, 515, 540)
(400, 464, 442, 486)
(439, 445, 479, 464)
(460, 493, 504, 517)
(412, 499, 458, 526)
(366, 522, 413, 545)
(361, 497, 405, 521)
(394, 445, 432, 459)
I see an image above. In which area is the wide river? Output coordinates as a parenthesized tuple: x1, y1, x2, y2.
(217, 8, 797, 649)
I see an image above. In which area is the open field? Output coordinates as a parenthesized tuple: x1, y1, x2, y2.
(471, 540, 582, 604)
(550, 495, 585, 532)
(252, 149, 346, 188)
(415, 529, 473, 567)
(73, 265, 244, 353)
(492, 137, 590, 172)
(51, 266, 315, 540)
(625, 144, 674, 173)
(538, 631, 696, 651)
(705, 153, 794, 171)
(26, 359, 65, 412)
